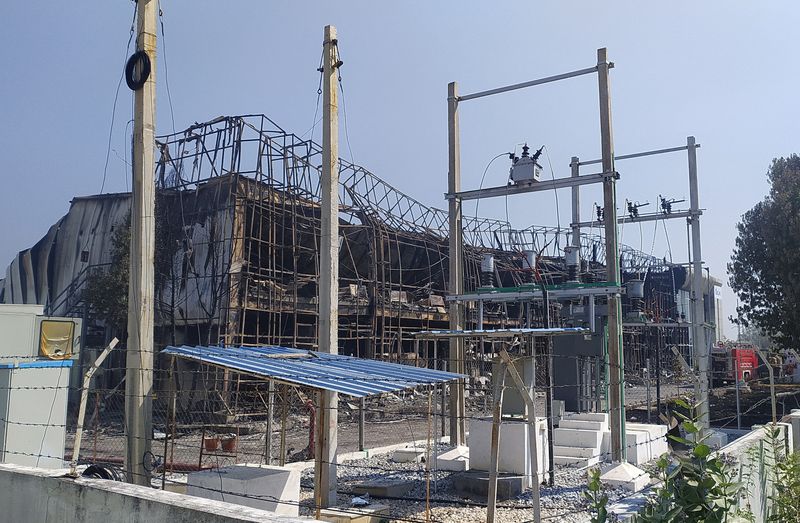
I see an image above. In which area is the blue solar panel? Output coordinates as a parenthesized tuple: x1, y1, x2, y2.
(161, 345, 465, 398)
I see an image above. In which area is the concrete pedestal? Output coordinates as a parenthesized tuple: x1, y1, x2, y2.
(435, 445, 469, 471)
(468, 416, 548, 486)
(187, 464, 300, 517)
(452, 470, 526, 501)
(704, 430, 728, 450)
(600, 462, 650, 492)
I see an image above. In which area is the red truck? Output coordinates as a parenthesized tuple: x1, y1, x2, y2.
(711, 342, 758, 386)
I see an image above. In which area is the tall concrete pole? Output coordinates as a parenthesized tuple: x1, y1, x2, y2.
(571, 157, 581, 249)
(597, 48, 626, 463)
(447, 82, 466, 446)
(125, 0, 157, 486)
(315, 24, 339, 509)
(687, 136, 709, 429)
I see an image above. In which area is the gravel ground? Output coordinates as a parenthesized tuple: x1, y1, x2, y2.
(297, 445, 633, 523)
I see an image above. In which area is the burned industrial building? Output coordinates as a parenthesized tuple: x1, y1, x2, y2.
(1, 115, 718, 381)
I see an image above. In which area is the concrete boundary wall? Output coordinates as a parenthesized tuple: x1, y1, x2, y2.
(604, 417, 799, 523)
(0, 463, 316, 523)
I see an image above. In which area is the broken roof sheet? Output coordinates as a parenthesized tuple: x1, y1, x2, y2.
(162, 345, 465, 398)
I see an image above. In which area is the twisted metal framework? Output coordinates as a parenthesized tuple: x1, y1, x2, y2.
(147, 114, 672, 362)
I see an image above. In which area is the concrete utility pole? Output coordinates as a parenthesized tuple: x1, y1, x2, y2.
(687, 136, 709, 429)
(125, 0, 157, 487)
(315, 24, 339, 510)
(571, 156, 581, 249)
(447, 82, 466, 446)
(597, 48, 626, 463)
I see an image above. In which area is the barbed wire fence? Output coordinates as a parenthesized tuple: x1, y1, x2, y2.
(2, 339, 792, 522)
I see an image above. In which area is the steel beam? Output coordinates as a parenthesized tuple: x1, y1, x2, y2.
(458, 65, 605, 102)
(571, 209, 700, 228)
(445, 172, 608, 202)
(578, 143, 700, 166)
(446, 285, 624, 303)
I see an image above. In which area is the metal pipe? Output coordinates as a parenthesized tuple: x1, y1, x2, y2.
(458, 65, 601, 101)
(578, 143, 700, 166)
(72, 338, 119, 476)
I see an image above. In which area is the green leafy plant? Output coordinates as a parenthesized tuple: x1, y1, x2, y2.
(585, 467, 609, 523)
(766, 429, 800, 522)
(634, 399, 742, 522)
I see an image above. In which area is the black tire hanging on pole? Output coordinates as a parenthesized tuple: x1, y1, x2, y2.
(125, 50, 151, 91)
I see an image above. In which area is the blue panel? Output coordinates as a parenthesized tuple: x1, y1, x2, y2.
(17, 360, 74, 369)
(162, 345, 464, 398)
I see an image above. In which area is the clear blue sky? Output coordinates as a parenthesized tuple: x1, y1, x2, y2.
(1, 1, 798, 338)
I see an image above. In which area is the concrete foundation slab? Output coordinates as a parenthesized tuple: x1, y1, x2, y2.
(452, 471, 525, 501)
(318, 504, 390, 523)
(391, 448, 425, 463)
(352, 479, 414, 498)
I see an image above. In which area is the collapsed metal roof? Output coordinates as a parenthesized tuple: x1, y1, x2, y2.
(162, 345, 465, 398)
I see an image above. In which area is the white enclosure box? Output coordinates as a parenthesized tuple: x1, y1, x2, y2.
(0, 360, 72, 468)
(469, 416, 549, 485)
(0, 305, 44, 358)
(0, 305, 82, 362)
(187, 464, 300, 517)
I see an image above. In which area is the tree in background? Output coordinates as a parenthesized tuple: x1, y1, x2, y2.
(728, 154, 800, 350)
(85, 214, 130, 335)
(84, 193, 179, 338)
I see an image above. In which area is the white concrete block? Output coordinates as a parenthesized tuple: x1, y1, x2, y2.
(552, 400, 566, 424)
(435, 446, 469, 472)
(600, 462, 650, 492)
(627, 423, 669, 460)
(392, 448, 425, 463)
(553, 427, 603, 449)
(187, 464, 300, 517)
(563, 412, 609, 429)
(559, 419, 607, 431)
(553, 445, 597, 458)
(705, 430, 728, 450)
(625, 430, 651, 465)
(788, 410, 800, 453)
(468, 417, 548, 485)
